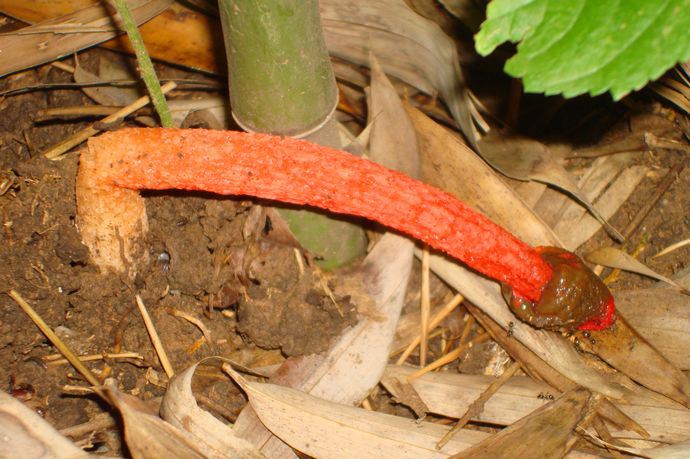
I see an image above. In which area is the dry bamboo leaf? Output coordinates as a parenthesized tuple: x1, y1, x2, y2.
(574, 317, 690, 408)
(465, 303, 651, 442)
(0, 390, 93, 459)
(513, 180, 548, 208)
(159, 360, 264, 459)
(74, 55, 144, 106)
(585, 247, 686, 291)
(451, 388, 593, 459)
(318, 0, 477, 143)
(437, 0, 483, 30)
(555, 165, 648, 249)
(533, 153, 647, 250)
(380, 374, 430, 419)
(227, 367, 490, 458)
(99, 381, 207, 459)
(615, 288, 690, 370)
(651, 81, 690, 116)
(653, 238, 690, 259)
(478, 133, 623, 241)
(0, 0, 173, 77)
(384, 365, 690, 443)
(0, 1, 223, 75)
(367, 55, 420, 178)
(583, 431, 690, 459)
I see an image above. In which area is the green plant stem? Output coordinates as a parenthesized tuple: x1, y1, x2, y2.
(112, 0, 172, 127)
(218, 0, 337, 135)
(218, 0, 366, 268)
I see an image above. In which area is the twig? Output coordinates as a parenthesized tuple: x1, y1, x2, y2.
(59, 412, 117, 438)
(652, 237, 690, 259)
(165, 307, 213, 347)
(436, 360, 522, 449)
(135, 295, 175, 378)
(44, 351, 144, 366)
(420, 247, 431, 367)
(293, 247, 305, 277)
(407, 332, 490, 382)
(35, 106, 122, 121)
(396, 294, 463, 365)
(43, 81, 176, 159)
(111, 0, 172, 127)
(7, 290, 99, 386)
(458, 314, 476, 346)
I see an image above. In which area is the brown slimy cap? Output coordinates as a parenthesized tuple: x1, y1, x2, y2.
(503, 247, 616, 332)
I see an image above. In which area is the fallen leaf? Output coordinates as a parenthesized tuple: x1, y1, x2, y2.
(0, 391, 93, 459)
(321, 0, 476, 143)
(74, 54, 144, 106)
(0, 0, 173, 78)
(451, 388, 593, 459)
(615, 287, 690, 370)
(532, 154, 647, 250)
(583, 430, 690, 459)
(585, 247, 687, 292)
(574, 316, 690, 408)
(384, 365, 690, 444)
(227, 367, 490, 458)
(99, 381, 207, 459)
(478, 133, 623, 241)
(159, 360, 264, 459)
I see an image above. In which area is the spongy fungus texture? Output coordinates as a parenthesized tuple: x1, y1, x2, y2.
(77, 128, 553, 301)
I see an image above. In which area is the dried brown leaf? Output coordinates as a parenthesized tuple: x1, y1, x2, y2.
(385, 365, 690, 444)
(0, 391, 93, 459)
(574, 317, 690, 408)
(450, 388, 592, 459)
(159, 360, 264, 458)
(585, 247, 687, 291)
(227, 367, 490, 458)
(0, 0, 173, 78)
(321, 0, 476, 143)
(615, 288, 690, 370)
(478, 133, 623, 241)
(99, 382, 207, 459)
(533, 154, 647, 250)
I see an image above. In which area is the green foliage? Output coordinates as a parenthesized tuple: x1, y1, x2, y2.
(475, 0, 690, 99)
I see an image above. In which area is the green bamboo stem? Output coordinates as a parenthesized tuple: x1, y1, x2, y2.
(219, 0, 366, 268)
(219, 0, 337, 135)
(112, 0, 172, 128)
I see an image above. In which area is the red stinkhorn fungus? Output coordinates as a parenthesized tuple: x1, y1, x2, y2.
(76, 128, 615, 331)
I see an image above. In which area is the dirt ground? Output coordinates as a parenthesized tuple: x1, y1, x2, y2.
(0, 47, 688, 454)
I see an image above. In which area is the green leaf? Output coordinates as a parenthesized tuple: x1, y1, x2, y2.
(475, 0, 690, 99)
